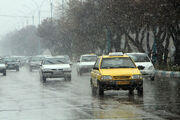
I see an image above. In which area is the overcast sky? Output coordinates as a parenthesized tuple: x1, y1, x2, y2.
(0, 0, 59, 39)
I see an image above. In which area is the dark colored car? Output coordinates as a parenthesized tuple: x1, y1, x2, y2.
(4, 57, 20, 71)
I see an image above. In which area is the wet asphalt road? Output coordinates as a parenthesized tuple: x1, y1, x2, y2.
(0, 65, 180, 120)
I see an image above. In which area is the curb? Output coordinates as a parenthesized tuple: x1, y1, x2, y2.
(155, 70, 180, 78)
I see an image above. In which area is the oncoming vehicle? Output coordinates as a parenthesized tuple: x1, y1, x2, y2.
(29, 56, 44, 71)
(40, 56, 72, 82)
(126, 53, 155, 80)
(77, 54, 97, 76)
(90, 53, 143, 96)
(0, 58, 6, 76)
(4, 57, 20, 71)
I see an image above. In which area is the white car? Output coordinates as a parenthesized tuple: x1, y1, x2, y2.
(0, 58, 6, 76)
(126, 53, 155, 80)
(77, 54, 97, 76)
(29, 56, 44, 71)
(40, 56, 72, 82)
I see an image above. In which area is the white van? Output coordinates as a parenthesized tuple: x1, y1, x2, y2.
(126, 53, 155, 80)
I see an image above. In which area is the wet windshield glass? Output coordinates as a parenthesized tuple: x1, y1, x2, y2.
(128, 54, 150, 62)
(31, 57, 43, 62)
(81, 56, 97, 62)
(44, 58, 67, 64)
(101, 57, 136, 69)
(5, 58, 19, 62)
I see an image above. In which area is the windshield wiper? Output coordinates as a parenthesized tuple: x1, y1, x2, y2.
(57, 60, 65, 64)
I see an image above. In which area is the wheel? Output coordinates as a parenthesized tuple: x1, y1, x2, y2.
(97, 81, 104, 96)
(129, 87, 134, 95)
(42, 77, 46, 83)
(90, 79, 97, 96)
(137, 86, 143, 96)
(3, 70, 6, 76)
(79, 71, 82, 76)
(16, 67, 19, 71)
(151, 76, 155, 81)
(65, 76, 71, 81)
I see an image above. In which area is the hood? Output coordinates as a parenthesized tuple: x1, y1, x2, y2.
(79, 62, 95, 66)
(134, 62, 154, 70)
(100, 68, 141, 76)
(0, 64, 6, 68)
(42, 64, 70, 70)
(7, 61, 19, 64)
(30, 61, 41, 65)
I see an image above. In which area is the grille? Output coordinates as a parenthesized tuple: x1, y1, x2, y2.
(113, 76, 130, 80)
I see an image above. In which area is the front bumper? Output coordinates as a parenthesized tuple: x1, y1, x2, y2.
(42, 71, 71, 78)
(99, 79, 143, 90)
(7, 64, 18, 69)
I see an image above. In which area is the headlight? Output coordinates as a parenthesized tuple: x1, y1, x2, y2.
(148, 66, 154, 70)
(101, 75, 112, 80)
(132, 75, 142, 79)
(42, 68, 51, 71)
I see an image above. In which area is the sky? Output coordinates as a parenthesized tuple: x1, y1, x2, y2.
(0, 0, 59, 39)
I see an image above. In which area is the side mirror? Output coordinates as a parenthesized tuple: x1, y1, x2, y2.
(93, 67, 99, 70)
(138, 65, 145, 70)
(77, 60, 80, 63)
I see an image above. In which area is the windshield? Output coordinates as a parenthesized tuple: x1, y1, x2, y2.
(127, 54, 150, 62)
(4, 58, 19, 62)
(101, 57, 136, 69)
(81, 56, 97, 62)
(43, 58, 67, 65)
(30, 57, 43, 62)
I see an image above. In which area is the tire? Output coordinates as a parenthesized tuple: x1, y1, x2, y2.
(137, 86, 143, 96)
(151, 76, 155, 81)
(43, 77, 46, 83)
(79, 71, 82, 76)
(129, 87, 134, 95)
(90, 79, 97, 96)
(3, 70, 6, 76)
(97, 81, 104, 96)
(16, 67, 19, 71)
(65, 76, 71, 81)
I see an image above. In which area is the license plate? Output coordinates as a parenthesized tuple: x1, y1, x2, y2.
(117, 81, 130, 85)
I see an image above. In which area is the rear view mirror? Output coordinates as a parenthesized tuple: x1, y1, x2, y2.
(138, 65, 145, 70)
(93, 67, 99, 70)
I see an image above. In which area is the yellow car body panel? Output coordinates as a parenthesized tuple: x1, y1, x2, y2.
(100, 68, 141, 78)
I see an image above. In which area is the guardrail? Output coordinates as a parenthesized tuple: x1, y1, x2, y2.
(155, 70, 180, 77)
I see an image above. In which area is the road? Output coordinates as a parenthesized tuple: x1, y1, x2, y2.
(0, 65, 180, 120)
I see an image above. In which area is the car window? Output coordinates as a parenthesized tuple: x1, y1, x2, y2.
(101, 57, 136, 69)
(94, 58, 100, 69)
(81, 56, 97, 62)
(128, 54, 150, 62)
(43, 58, 67, 64)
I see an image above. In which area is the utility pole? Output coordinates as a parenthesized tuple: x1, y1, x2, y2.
(62, 0, 64, 17)
(38, 10, 41, 24)
(50, 1, 53, 21)
(32, 16, 34, 25)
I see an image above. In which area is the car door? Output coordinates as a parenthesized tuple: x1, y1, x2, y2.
(91, 57, 101, 87)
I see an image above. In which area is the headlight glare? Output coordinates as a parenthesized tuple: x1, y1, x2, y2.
(101, 76, 112, 80)
(132, 75, 142, 79)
